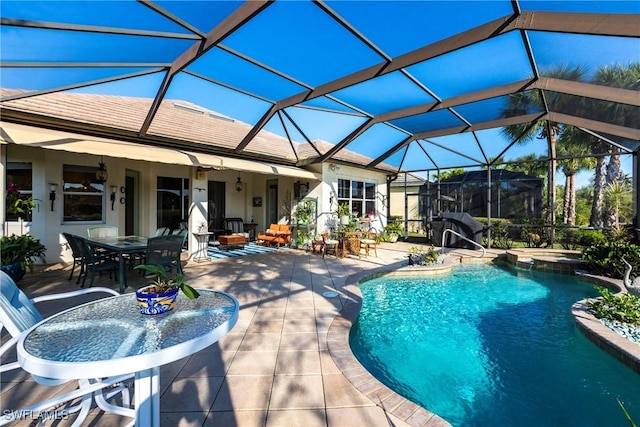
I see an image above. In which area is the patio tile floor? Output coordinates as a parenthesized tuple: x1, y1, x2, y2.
(1, 242, 496, 426)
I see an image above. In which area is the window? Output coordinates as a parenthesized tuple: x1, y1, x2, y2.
(5, 162, 33, 221)
(337, 179, 376, 218)
(63, 165, 104, 222)
(157, 177, 189, 230)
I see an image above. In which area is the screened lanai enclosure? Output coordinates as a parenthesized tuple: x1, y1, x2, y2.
(424, 170, 544, 219)
(1, 0, 639, 244)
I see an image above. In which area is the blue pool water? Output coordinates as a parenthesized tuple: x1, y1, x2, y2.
(349, 263, 640, 427)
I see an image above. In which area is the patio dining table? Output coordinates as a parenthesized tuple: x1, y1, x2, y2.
(17, 289, 239, 427)
(86, 236, 148, 293)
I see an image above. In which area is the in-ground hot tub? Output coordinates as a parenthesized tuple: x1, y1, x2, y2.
(506, 248, 584, 274)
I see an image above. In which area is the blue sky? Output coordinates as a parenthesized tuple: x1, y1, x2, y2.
(1, 0, 637, 186)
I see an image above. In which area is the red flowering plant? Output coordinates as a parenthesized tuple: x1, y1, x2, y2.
(6, 183, 36, 221)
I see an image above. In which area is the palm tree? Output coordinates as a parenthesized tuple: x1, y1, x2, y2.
(506, 153, 547, 178)
(501, 66, 585, 240)
(588, 62, 640, 228)
(604, 179, 633, 228)
(589, 136, 608, 228)
(434, 168, 465, 182)
(484, 156, 506, 169)
(556, 127, 596, 226)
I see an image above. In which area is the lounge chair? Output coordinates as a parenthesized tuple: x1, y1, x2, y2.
(257, 224, 291, 248)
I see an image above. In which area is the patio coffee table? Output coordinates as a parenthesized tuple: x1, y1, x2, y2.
(218, 235, 246, 250)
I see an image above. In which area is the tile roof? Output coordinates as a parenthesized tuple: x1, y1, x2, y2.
(390, 172, 427, 187)
(0, 89, 396, 173)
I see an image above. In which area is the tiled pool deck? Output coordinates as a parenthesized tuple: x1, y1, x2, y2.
(2, 244, 637, 426)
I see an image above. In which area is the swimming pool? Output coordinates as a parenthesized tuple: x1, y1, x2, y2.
(349, 262, 640, 427)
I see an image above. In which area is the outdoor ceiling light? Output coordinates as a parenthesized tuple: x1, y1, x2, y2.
(96, 156, 108, 183)
(49, 183, 58, 211)
(235, 175, 243, 192)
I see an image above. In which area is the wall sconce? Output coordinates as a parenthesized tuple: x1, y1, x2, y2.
(329, 163, 339, 172)
(96, 156, 108, 183)
(195, 167, 207, 180)
(235, 175, 243, 192)
(110, 185, 118, 210)
(49, 183, 58, 211)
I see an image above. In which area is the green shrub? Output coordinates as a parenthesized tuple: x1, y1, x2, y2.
(588, 286, 640, 325)
(578, 229, 607, 247)
(1, 234, 46, 272)
(558, 227, 580, 250)
(557, 228, 607, 250)
(581, 241, 640, 279)
(490, 221, 514, 249)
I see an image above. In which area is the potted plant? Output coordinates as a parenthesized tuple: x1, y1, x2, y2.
(384, 221, 403, 243)
(0, 234, 47, 282)
(336, 202, 351, 226)
(134, 264, 200, 315)
(6, 183, 40, 222)
(294, 200, 314, 224)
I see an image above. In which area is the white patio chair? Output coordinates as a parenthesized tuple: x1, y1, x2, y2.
(0, 271, 134, 427)
(154, 226, 170, 236)
(87, 226, 119, 239)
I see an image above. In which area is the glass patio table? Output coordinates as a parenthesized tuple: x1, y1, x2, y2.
(86, 235, 148, 293)
(17, 289, 239, 427)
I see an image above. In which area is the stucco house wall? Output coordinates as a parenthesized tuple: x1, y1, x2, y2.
(318, 163, 388, 234)
(1, 143, 389, 266)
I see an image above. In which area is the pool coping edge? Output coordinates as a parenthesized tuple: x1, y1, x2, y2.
(572, 271, 640, 373)
(328, 256, 640, 427)
(327, 255, 494, 427)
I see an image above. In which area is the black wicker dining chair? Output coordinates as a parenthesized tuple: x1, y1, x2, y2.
(62, 232, 87, 284)
(76, 237, 119, 288)
(143, 234, 186, 275)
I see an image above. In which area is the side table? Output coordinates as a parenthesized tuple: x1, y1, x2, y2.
(243, 223, 258, 241)
(193, 232, 213, 262)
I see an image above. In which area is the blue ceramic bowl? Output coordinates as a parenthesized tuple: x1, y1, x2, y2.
(135, 285, 178, 315)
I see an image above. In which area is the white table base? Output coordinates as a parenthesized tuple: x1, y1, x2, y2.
(135, 367, 160, 427)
